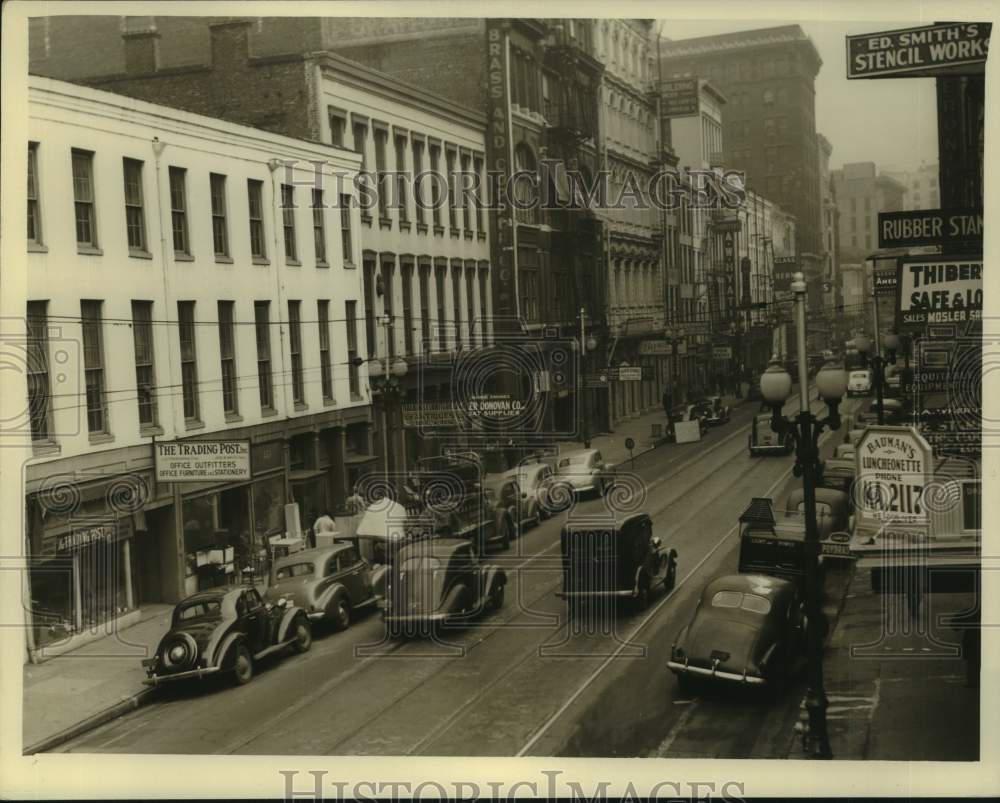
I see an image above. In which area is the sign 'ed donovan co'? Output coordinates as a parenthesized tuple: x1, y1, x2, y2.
(895, 255, 982, 331)
(155, 440, 251, 482)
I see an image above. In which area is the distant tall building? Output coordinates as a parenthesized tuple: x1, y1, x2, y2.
(659, 25, 824, 271)
(817, 133, 842, 329)
(830, 162, 906, 261)
(881, 163, 941, 211)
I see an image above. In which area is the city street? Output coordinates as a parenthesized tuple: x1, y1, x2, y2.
(56, 392, 865, 757)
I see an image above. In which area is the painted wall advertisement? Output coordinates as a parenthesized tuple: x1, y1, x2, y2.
(485, 19, 515, 324)
(895, 255, 982, 331)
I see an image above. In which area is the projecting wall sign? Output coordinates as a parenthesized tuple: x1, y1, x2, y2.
(846, 22, 991, 79)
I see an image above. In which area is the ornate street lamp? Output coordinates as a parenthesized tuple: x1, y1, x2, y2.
(758, 271, 846, 760)
(578, 308, 598, 447)
(853, 331, 898, 424)
(368, 317, 409, 493)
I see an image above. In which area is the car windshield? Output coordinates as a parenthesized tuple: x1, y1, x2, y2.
(851, 371, 869, 378)
(275, 562, 314, 581)
(559, 456, 589, 467)
(710, 590, 772, 614)
(176, 599, 222, 621)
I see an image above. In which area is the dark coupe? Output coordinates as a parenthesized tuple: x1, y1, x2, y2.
(142, 586, 312, 687)
(383, 538, 506, 636)
(668, 573, 804, 691)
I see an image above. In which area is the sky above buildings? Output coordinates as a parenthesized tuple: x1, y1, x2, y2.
(658, 18, 942, 174)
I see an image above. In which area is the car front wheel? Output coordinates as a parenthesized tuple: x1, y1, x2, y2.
(331, 597, 351, 631)
(489, 582, 505, 612)
(291, 616, 312, 653)
(232, 643, 253, 686)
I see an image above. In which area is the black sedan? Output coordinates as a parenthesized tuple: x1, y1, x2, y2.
(142, 586, 311, 687)
(383, 538, 506, 637)
(668, 574, 803, 691)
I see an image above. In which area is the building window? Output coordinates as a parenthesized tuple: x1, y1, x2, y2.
(248, 179, 267, 260)
(210, 173, 229, 257)
(419, 263, 431, 350)
(353, 121, 372, 224)
(254, 301, 273, 411)
(513, 144, 541, 225)
(177, 301, 199, 422)
(451, 263, 463, 350)
(395, 134, 409, 224)
(26, 301, 50, 441)
(288, 300, 304, 405)
(218, 301, 238, 416)
(401, 262, 414, 356)
(763, 88, 775, 105)
(27, 143, 42, 246)
(281, 184, 297, 262)
(435, 264, 448, 351)
(331, 197, 352, 272)
(122, 158, 147, 252)
(460, 153, 472, 233)
(478, 268, 489, 338)
(81, 300, 108, 434)
(382, 260, 396, 358)
(318, 299, 333, 401)
(131, 300, 157, 428)
(412, 140, 426, 227)
(312, 189, 327, 265)
(429, 144, 443, 229)
(446, 148, 458, 231)
(345, 300, 361, 397)
(168, 167, 190, 256)
(374, 127, 389, 220)
(72, 149, 97, 247)
(329, 108, 347, 148)
(465, 267, 477, 346)
(363, 258, 377, 357)
(473, 156, 484, 234)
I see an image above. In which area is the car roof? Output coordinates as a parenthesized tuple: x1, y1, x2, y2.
(397, 537, 472, 560)
(701, 573, 795, 602)
(563, 512, 650, 533)
(180, 587, 236, 605)
(273, 544, 352, 569)
(560, 448, 597, 458)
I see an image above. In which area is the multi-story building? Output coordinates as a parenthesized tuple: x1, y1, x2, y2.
(660, 25, 825, 310)
(30, 16, 494, 477)
(817, 133, 841, 349)
(597, 19, 669, 426)
(22, 76, 366, 657)
(882, 162, 941, 211)
(830, 162, 906, 262)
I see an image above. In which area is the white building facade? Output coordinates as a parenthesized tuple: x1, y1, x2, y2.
(23, 76, 367, 658)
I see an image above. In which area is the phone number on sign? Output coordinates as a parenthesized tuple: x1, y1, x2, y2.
(861, 480, 925, 518)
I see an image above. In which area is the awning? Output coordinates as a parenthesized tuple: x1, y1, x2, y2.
(289, 469, 326, 482)
(343, 453, 378, 465)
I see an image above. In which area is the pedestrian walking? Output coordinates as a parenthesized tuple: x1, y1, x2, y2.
(313, 509, 337, 546)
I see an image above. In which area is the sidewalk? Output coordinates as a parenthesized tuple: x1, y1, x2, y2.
(567, 392, 749, 469)
(787, 564, 979, 760)
(23, 603, 173, 752)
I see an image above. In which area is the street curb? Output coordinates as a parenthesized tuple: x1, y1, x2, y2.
(24, 686, 157, 755)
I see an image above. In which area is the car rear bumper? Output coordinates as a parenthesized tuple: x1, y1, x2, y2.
(667, 660, 766, 685)
(306, 610, 326, 621)
(383, 611, 452, 624)
(142, 665, 221, 685)
(750, 443, 787, 452)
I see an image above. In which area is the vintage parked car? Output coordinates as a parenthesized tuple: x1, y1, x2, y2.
(749, 405, 794, 457)
(506, 461, 559, 522)
(557, 512, 678, 611)
(668, 573, 804, 690)
(554, 448, 612, 497)
(264, 543, 378, 631)
(677, 403, 710, 435)
(383, 538, 507, 636)
(483, 474, 529, 538)
(694, 396, 732, 426)
(847, 369, 873, 396)
(142, 587, 311, 687)
(785, 487, 855, 550)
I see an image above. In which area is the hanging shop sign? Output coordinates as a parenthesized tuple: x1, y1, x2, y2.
(617, 366, 644, 382)
(873, 268, 898, 296)
(772, 257, 798, 292)
(854, 426, 932, 532)
(895, 255, 982, 331)
(402, 401, 460, 429)
(659, 78, 700, 118)
(155, 440, 251, 483)
(713, 345, 733, 360)
(639, 339, 673, 356)
(877, 208, 983, 249)
(846, 22, 991, 80)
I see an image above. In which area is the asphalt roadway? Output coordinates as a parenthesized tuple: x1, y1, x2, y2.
(57, 391, 864, 757)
